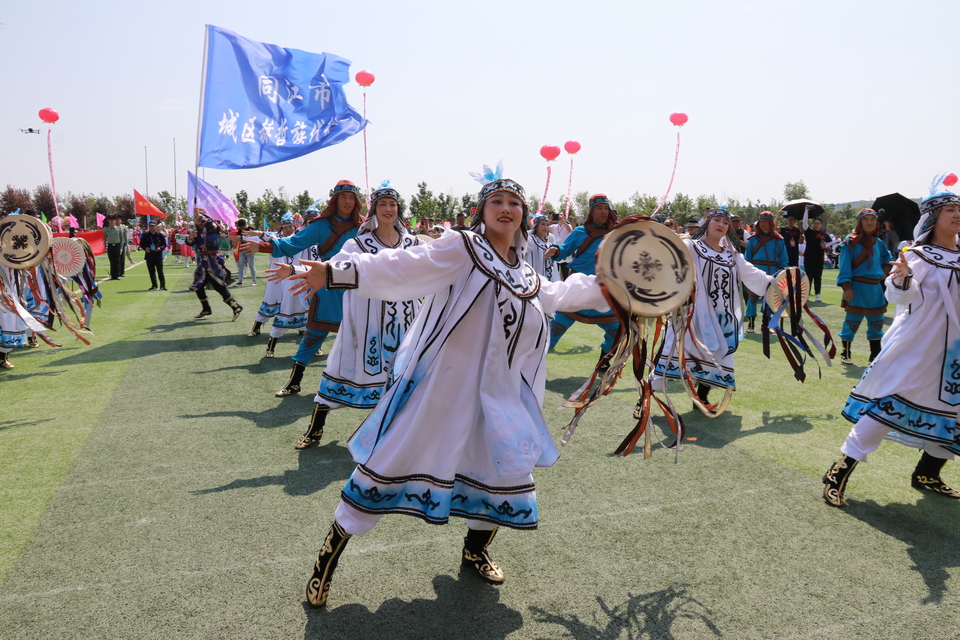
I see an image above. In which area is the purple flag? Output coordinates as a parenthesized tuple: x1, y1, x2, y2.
(95, 212, 105, 227)
(187, 171, 240, 229)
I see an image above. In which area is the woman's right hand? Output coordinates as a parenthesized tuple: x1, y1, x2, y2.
(288, 259, 330, 297)
(889, 251, 911, 286)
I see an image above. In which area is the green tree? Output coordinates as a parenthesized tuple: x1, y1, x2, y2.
(436, 193, 456, 221)
(1, 185, 33, 214)
(250, 188, 288, 227)
(91, 195, 114, 219)
(234, 190, 250, 217)
(33, 184, 59, 219)
(783, 180, 809, 201)
(66, 193, 90, 229)
(113, 194, 135, 220)
(410, 182, 439, 221)
(291, 190, 313, 215)
(459, 193, 477, 217)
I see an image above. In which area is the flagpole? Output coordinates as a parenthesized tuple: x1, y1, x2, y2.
(194, 24, 210, 223)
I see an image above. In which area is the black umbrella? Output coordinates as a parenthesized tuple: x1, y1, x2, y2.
(871, 193, 920, 241)
(781, 199, 825, 222)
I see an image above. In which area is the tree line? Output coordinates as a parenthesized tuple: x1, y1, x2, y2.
(0, 179, 863, 237)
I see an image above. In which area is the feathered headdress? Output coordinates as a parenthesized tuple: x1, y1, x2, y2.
(360, 179, 406, 235)
(914, 172, 960, 244)
(468, 160, 504, 186)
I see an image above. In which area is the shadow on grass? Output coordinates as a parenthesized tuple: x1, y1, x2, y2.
(551, 344, 597, 356)
(0, 368, 68, 381)
(192, 440, 352, 497)
(0, 417, 56, 432)
(303, 573, 523, 640)
(42, 333, 255, 365)
(845, 493, 960, 605)
(179, 399, 315, 430)
(530, 584, 720, 640)
(840, 363, 867, 380)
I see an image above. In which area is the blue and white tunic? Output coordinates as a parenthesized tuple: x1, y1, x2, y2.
(315, 231, 421, 409)
(652, 238, 773, 390)
(326, 229, 607, 530)
(843, 244, 960, 453)
(255, 230, 312, 331)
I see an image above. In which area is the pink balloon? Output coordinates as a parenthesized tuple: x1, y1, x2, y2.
(355, 70, 375, 87)
(944, 173, 959, 187)
(669, 112, 688, 127)
(540, 145, 561, 161)
(564, 140, 581, 154)
(39, 107, 59, 124)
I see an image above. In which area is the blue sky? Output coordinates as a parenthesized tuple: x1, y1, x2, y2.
(1, 0, 957, 209)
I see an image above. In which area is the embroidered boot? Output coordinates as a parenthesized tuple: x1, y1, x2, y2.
(27, 336, 38, 347)
(840, 340, 853, 365)
(264, 337, 278, 358)
(226, 297, 243, 321)
(823, 454, 859, 507)
(194, 297, 212, 319)
(868, 339, 882, 363)
(295, 403, 328, 449)
(305, 521, 352, 608)
(248, 320, 262, 337)
(276, 362, 306, 397)
(0, 351, 12, 369)
(746, 317, 756, 333)
(461, 528, 505, 584)
(912, 452, 960, 498)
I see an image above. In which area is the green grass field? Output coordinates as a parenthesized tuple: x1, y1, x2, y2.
(2, 255, 959, 639)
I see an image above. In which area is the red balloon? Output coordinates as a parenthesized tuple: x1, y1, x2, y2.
(355, 70, 375, 87)
(38, 107, 60, 124)
(944, 173, 959, 187)
(540, 145, 561, 161)
(669, 112, 688, 127)
(564, 140, 581, 154)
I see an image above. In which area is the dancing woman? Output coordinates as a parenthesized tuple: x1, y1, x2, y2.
(651, 208, 774, 407)
(284, 178, 607, 607)
(289, 184, 422, 449)
(823, 182, 960, 506)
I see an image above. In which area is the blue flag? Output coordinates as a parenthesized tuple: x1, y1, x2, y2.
(198, 25, 366, 170)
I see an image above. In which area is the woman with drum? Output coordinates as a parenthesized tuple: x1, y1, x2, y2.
(823, 181, 960, 507)
(651, 208, 774, 408)
(278, 178, 607, 608)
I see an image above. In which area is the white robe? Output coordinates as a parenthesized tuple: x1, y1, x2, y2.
(525, 232, 559, 282)
(326, 229, 607, 529)
(315, 231, 421, 409)
(844, 245, 960, 453)
(653, 238, 772, 390)
(254, 231, 312, 331)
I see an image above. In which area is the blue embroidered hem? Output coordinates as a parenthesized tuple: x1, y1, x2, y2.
(843, 392, 960, 455)
(318, 374, 384, 409)
(341, 464, 539, 530)
(654, 356, 736, 390)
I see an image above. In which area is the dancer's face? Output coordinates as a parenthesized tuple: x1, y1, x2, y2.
(336, 193, 356, 216)
(590, 204, 610, 226)
(707, 216, 729, 240)
(934, 204, 960, 238)
(482, 192, 524, 239)
(860, 215, 878, 234)
(374, 198, 398, 226)
(535, 218, 550, 239)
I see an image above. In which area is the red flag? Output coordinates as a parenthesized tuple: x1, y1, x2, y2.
(134, 189, 167, 219)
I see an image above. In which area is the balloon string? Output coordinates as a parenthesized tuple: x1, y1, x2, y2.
(651, 130, 681, 217)
(564, 156, 575, 219)
(47, 128, 61, 219)
(537, 165, 553, 216)
(362, 92, 370, 214)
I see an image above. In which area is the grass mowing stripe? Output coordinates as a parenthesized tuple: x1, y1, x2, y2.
(0, 259, 171, 583)
(2, 266, 959, 639)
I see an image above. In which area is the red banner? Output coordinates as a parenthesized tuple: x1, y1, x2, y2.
(135, 189, 167, 219)
(53, 231, 106, 256)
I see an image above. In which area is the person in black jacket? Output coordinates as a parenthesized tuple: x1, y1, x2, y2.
(140, 220, 168, 290)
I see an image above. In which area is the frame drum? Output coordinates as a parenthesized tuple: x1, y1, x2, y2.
(51, 237, 87, 277)
(596, 219, 694, 318)
(0, 215, 51, 270)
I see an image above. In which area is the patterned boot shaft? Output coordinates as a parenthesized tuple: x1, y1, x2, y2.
(461, 528, 505, 584)
(306, 521, 351, 607)
(823, 455, 858, 507)
(912, 453, 960, 499)
(295, 404, 327, 449)
(276, 362, 306, 397)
